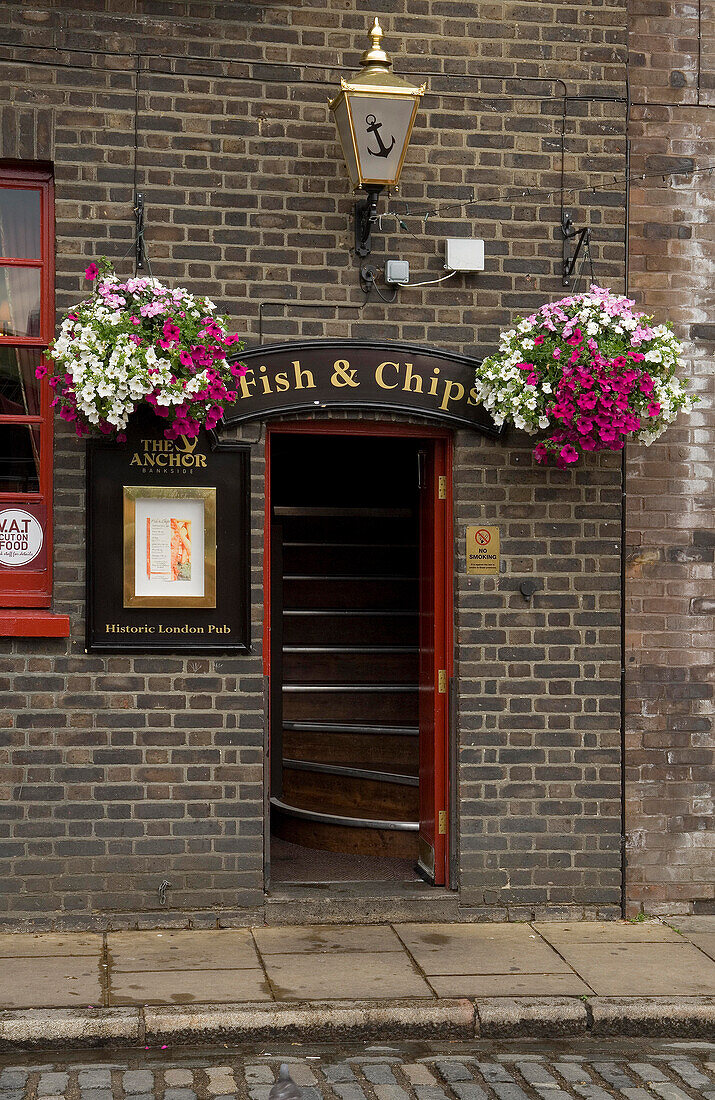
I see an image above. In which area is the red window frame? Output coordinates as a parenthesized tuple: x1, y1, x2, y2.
(0, 166, 55, 608)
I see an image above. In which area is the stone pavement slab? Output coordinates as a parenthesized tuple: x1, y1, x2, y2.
(681, 934, 715, 962)
(260, 951, 433, 1000)
(552, 942, 715, 996)
(0, 957, 102, 1009)
(427, 973, 592, 997)
(394, 923, 573, 976)
(533, 921, 683, 943)
(670, 916, 715, 933)
(0, 934, 102, 958)
(254, 924, 405, 954)
(107, 930, 259, 971)
(108, 966, 271, 1006)
(3, 919, 715, 1024)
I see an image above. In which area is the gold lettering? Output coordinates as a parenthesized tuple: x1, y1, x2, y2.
(259, 365, 273, 395)
(194, 454, 207, 467)
(143, 453, 155, 467)
(440, 379, 464, 410)
(292, 360, 315, 389)
(168, 453, 182, 466)
(275, 371, 290, 392)
(331, 359, 359, 388)
(428, 368, 440, 396)
(155, 453, 168, 466)
(375, 361, 399, 390)
(129, 453, 142, 466)
(403, 362, 423, 393)
(467, 385, 479, 406)
(239, 368, 256, 398)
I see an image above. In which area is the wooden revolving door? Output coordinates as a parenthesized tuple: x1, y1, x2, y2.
(266, 423, 451, 887)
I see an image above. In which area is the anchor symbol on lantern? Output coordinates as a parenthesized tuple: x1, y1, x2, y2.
(365, 114, 395, 158)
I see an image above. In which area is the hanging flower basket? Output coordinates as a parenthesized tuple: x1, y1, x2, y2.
(40, 260, 246, 441)
(475, 285, 696, 467)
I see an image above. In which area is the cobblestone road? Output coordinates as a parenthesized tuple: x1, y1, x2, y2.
(1, 1042, 714, 1100)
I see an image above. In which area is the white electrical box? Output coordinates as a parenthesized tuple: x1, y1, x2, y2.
(385, 259, 410, 285)
(444, 238, 485, 272)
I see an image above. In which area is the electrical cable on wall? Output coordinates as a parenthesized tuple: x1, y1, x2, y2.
(385, 162, 714, 229)
(406, 270, 458, 288)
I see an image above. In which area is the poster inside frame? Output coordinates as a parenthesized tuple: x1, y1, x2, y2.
(123, 486, 216, 608)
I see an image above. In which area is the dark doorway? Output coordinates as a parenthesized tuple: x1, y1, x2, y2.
(269, 432, 419, 884)
(266, 424, 452, 890)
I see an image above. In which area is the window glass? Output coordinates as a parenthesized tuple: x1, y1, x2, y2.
(0, 188, 42, 258)
(0, 346, 41, 415)
(0, 266, 41, 338)
(0, 423, 40, 493)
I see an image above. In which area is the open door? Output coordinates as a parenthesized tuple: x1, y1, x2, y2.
(417, 439, 451, 885)
(265, 423, 451, 889)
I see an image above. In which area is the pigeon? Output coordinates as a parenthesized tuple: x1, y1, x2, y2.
(269, 1066, 302, 1100)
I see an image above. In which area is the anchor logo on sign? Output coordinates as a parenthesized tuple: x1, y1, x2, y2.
(365, 114, 395, 158)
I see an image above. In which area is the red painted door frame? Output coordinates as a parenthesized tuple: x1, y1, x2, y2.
(264, 420, 453, 886)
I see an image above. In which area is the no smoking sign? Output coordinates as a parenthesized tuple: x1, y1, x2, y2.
(466, 525, 500, 576)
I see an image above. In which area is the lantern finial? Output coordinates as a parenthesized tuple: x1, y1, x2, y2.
(360, 17, 391, 69)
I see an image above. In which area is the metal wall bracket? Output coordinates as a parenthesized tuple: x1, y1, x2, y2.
(561, 211, 592, 287)
(354, 188, 382, 257)
(135, 192, 145, 272)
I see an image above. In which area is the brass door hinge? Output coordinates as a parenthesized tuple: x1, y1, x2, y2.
(438, 475, 447, 499)
(438, 809, 447, 834)
(438, 669, 447, 693)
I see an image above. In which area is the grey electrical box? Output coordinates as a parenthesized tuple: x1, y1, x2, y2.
(385, 259, 410, 285)
(444, 238, 485, 272)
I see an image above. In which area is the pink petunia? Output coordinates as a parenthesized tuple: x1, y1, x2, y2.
(559, 444, 579, 464)
(85, 263, 99, 280)
(647, 401, 661, 417)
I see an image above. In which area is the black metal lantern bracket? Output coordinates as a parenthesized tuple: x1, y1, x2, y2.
(355, 187, 383, 257)
(561, 211, 592, 287)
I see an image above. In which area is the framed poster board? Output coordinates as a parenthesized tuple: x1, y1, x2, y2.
(86, 411, 249, 652)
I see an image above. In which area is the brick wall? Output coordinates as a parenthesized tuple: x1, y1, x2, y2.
(0, 0, 629, 925)
(624, 0, 715, 916)
(455, 435, 622, 915)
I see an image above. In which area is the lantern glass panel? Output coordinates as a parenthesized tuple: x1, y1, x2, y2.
(348, 93, 416, 187)
(333, 96, 360, 189)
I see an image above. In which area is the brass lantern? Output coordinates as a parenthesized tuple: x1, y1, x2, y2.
(329, 18, 425, 256)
